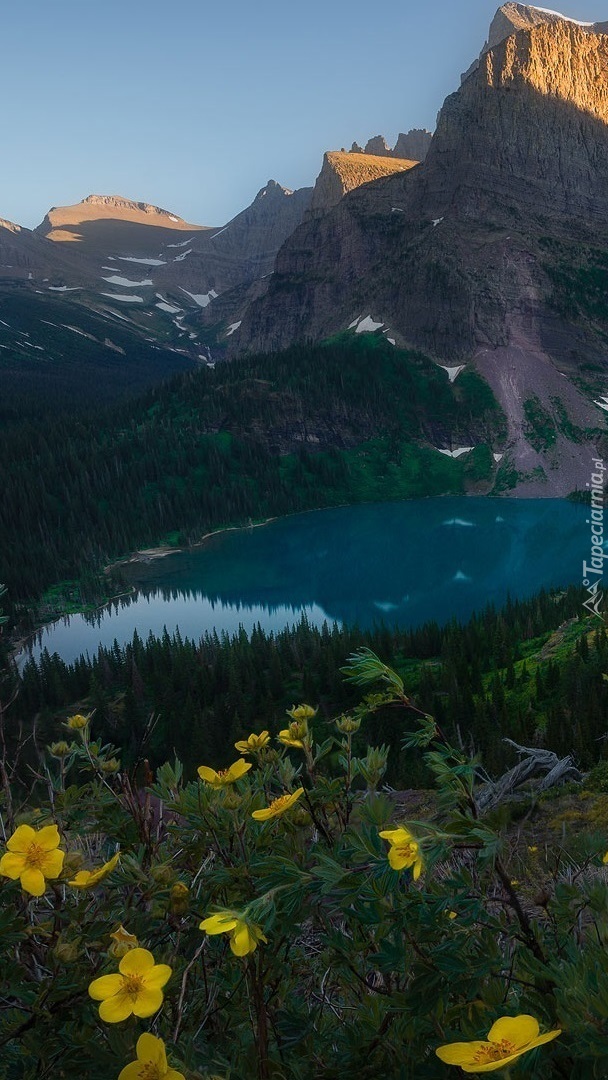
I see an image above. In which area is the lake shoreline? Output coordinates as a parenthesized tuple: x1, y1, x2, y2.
(13, 491, 581, 656)
(18, 496, 586, 667)
(103, 515, 282, 576)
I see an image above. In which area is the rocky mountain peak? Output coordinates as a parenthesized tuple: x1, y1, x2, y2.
(0, 218, 23, 234)
(463, 5, 608, 79)
(308, 151, 418, 217)
(80, 194, 185, 220)
(254, 180, 295, 201)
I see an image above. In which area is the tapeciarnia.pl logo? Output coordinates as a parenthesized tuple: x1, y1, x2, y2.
(582, 458, 606, 619)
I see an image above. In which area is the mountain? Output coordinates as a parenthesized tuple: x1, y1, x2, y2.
(36, 194, 210, 253)
(308, 152, 418, 218)
(0, 180, 313, 408)
(231, 6, 608, 495)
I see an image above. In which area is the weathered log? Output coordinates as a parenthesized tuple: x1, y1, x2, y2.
(476, 740, 584, 812)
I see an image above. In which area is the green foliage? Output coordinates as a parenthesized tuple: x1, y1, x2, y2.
(15, 584, 607, 786)
(523, 396, 557, 452)
(0, 649, 606, 1078)
(0, 336, 505, 602)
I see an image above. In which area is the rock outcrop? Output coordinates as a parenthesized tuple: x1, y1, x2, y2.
(231, 8, 608, 494)
(462, 4, 608, 80)
(364, 136, 391, 157)
(307, 152, 418, 218)
(392, 129, 433, 161)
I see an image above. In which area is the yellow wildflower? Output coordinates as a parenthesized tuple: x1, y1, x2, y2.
(118, 1033, 185, 1080)
(277, 721, 309, 749)
(68, 851, 120, 889)
(234, 730, 271, 754)
(0, 823, 65, 897)
(109, 925, 139, 958)
(286, 704, 317, 721)
(65, 713, 90, 730)
(528, 846, 538, 854)
(602, 851, 608, 865)
(88, 947, 172, 1022)
(200, 911, 267, 956)
(252, 787, 305, 821)
(197, 759, 252, 788)
(436, 1014, 561, 1073)
(379, 826, 423, 880)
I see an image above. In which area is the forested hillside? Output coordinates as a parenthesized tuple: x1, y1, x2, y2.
(14, 585, 605, 785)
(1, 336, 505, 603)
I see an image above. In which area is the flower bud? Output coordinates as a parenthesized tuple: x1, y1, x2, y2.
(53, 940, 80, 963)
(108, 924, 138, 958)
(336, 715, 361, 735)
(286, 704, 317, 722)
(169, 882, 190, 915)
(100, 758, 120, 774)
(65, 713, 90, 730)
(49, 741, 71, 758)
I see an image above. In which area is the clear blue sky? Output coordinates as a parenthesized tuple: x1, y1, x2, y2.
(3, 0, 607, 229)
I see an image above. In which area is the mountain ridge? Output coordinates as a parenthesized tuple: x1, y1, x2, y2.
(229, 8, 608, 495)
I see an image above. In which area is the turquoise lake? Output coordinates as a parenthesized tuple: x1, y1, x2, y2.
(26, 498, 588, 666)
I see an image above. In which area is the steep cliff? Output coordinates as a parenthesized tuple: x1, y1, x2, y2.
(232, 10, 608, 494)
(307, 152, 418, 217)
(392, 130, 433, 161)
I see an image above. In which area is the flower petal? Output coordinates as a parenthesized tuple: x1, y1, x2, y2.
(119, 947, 155, 975)
(20, 867, 46, 896)
(487, 1015, 539, 1048)
(132, 986, 164, 1017)
(166, 1070, 186, 1080)
(143, 963, 172, 990)
(35, 825, 61, 851)
(136, 1033, 166, 1067)
(6, 824, 36, 852)
(69, 871, 93, 888)
(200, 913, 238, 935)
(436, 1041, 491, 1066)
(460, 1049, 529, 1073)
(0, 852, 25, 879)
(99, 992, 133, 1023)
(251, 807, 274, 821)
(230, 922, 256, 956)
(528, 1029, 562, 1050)
(118, 1063, 142, 1080)
(197, 766, 218, 783)
(88, 973, 124, 1001)
(226, 759, 252, 781)
(379, 827, 413, 845)
(41, 848, 65, 879)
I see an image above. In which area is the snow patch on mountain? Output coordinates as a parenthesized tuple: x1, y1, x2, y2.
(178, 287, 218, 308)
(530, 6, 592, 25)
(117, 256, 166, 266)
(436, 446, 475, 458)
(356, 316, 384, 333)
(100, 293, 144, 303)
(102, 275, 153, 287)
